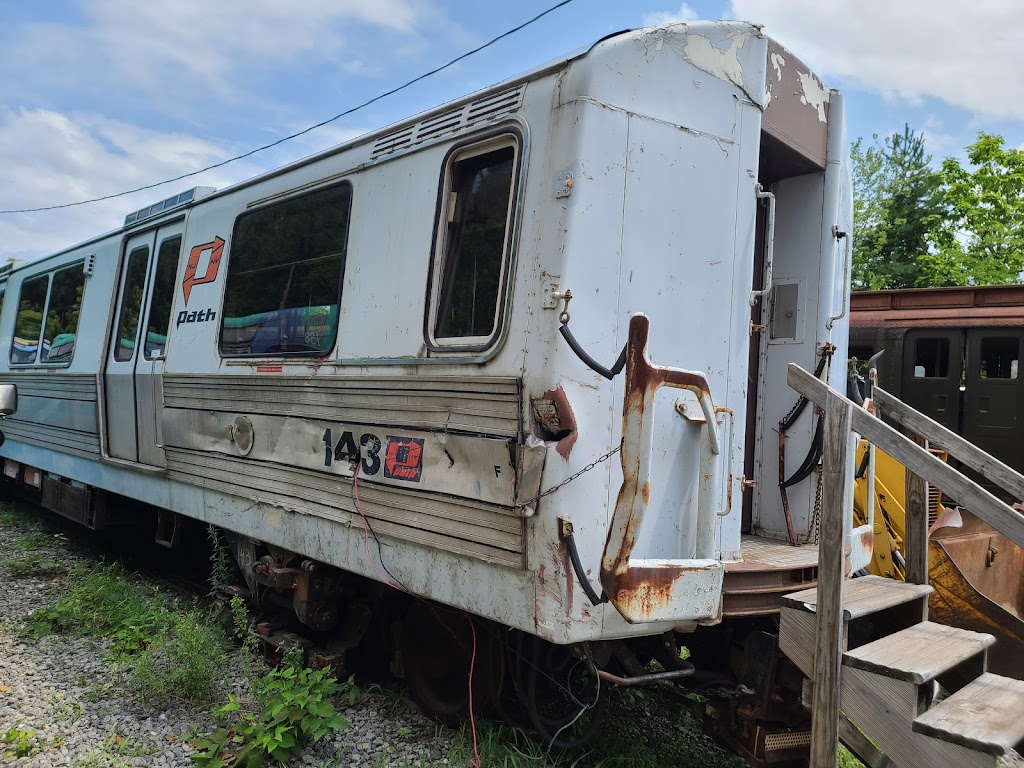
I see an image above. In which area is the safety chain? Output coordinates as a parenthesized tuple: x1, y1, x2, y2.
(517, 441, 623, 508)
(805, 439, 824, 545)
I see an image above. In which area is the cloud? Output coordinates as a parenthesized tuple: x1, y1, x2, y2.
(642, 3, 699, 26)
(730, 0, 1024, 123)
(0, 0, 440, 114)
(0, 107, 266, 261)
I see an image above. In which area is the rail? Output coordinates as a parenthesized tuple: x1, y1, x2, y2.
(786, 363, 1024, 768)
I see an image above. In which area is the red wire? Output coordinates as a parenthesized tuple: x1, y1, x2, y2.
(352, 462, 401, 590)
(355, 461, 480, 765)
(468, 619, 481, 768)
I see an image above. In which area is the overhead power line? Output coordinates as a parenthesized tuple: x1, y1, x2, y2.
(1, 0, 578, 215)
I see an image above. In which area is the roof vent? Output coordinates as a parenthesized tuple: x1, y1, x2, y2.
(124, 186, 215, 227)
(371, 85, 524, 160)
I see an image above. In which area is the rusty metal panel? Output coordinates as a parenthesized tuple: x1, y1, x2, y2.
(600, 315, 726, 624)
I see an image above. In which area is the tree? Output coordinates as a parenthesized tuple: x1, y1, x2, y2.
(851, 125, 943, 290)
(921, 133, 1024, 286)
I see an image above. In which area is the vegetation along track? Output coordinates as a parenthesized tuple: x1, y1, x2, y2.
(0, 501, 758, 768)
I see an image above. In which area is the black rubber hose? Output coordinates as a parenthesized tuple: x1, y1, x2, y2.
(559, 324, 627, 380)
(565, 532, 608, 606)
(782, 417, 824, 488)
(855, 448, 871, 480)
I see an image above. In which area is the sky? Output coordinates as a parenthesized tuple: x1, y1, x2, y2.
(1, 0, 1021, 262)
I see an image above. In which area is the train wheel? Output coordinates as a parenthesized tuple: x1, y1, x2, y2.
(400, 601, 497, 726)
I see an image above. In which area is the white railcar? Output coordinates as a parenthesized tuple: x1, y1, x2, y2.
(0, 21, 858, 760)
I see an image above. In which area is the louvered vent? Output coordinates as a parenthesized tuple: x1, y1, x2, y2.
(371, 86, 524, 159)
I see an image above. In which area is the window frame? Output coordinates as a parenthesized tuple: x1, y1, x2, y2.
(143, 235, 183, 361)
(9, 261, 86, 368)
(217, 180, 353, 359)
(423, 129, 523, 354)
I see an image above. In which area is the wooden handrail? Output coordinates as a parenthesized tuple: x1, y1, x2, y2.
(785, 362, 1024, 767)
(788, 365, 1024, 551)
(873, 386, 1024, 503)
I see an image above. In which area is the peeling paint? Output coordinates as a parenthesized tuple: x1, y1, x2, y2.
(770, 51, 786, 81)
(798, 71, 830, 123)
(683, 31, 751, 92)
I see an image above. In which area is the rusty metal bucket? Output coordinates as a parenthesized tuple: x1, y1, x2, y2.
(929, 510, 1024, 680)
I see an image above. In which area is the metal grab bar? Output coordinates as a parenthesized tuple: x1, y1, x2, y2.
(600, 314, 727, 624)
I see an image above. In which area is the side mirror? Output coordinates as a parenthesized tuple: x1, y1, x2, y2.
(0, 383, 18, 416)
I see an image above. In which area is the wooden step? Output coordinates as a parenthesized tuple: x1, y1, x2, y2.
(843, 621, 995, 684)
(913, 673, 1024, 756)
(781, 574, 932, 620)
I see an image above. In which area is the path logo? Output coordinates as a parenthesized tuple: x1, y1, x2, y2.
(384, 437, 424, 482)
(183, 236, 224, 304)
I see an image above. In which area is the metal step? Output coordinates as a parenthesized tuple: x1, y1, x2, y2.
(781, 574, 932, 620)
(843, 621, 995, 684)
(913, 673, 1024, 756)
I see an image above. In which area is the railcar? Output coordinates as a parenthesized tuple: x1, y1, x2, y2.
(0, 22, 854, 764)
(850, 285, 1024, 479)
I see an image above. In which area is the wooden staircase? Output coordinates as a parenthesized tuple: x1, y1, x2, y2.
(783, 365, 1024, 767)
(781, 575, 1024, 767)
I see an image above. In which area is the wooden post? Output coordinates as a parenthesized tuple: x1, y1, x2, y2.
(904, 430, 929, 588)
(810, 393, 853, 768)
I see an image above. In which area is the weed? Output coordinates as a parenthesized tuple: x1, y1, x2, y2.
(47, 691, 86, 723)
(2, 722, 47, 758)
(838, 744, 866, 768)
(207, 526, 238, 594)
(6, 551, 68, 577)
(132, 611, 229, 708)
(0, 503, 44, 531)
(19, 562, 178, 658)
(78, 725, 152, 768)
(192, 662, 358, 768)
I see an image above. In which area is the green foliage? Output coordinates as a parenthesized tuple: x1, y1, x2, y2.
(191, 663, 358, 768)
(19, 562, 175, 661)
(851, 125, 943, 289)
(207, 526, 237, 594)
(2, 722, 47, 758)
(838, 744, 867, 768)
(131, 612, 229, 707)
(924, 132, 1024, 286)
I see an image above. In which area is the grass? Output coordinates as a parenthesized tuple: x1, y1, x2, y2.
(11, 526, 231, 709)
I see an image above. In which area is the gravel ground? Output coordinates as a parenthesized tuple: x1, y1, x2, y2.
(0, 509, 746, 768)
(0, 518, 464, 768)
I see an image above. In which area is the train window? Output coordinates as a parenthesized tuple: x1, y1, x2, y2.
(979, 337, 1019, 380)
(113, 247, 150, 362)
(11, 274, 49, 364)
(912, 337, 950, 378)
(220, 182, 351, 357)
(143, 237, 180, 359)
(41, 265, 86, 364)
(429, 139, 518, 347)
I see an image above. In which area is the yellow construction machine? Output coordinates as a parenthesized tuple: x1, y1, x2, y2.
(852, 442, 1024, 678)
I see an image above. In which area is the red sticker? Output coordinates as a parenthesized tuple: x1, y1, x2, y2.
(384, 437, 424, 482)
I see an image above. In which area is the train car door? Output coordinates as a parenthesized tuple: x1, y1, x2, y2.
(105, 223, 183, 465)
(963, 328, 1024, 474)
(901, 329, 962, 432)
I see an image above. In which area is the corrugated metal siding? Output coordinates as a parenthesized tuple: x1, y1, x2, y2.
(164, 375, 521, 436)
(163, 374, 526, 567)
(0, 373, 100, 457)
